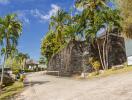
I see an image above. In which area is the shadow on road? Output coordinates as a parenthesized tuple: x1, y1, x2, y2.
(24, 81, 50, 87)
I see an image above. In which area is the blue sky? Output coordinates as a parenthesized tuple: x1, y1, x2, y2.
(0, 0, 74, 61)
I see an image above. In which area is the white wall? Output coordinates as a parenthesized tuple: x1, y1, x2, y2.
(125, 39, 132, 65)
(128, 56, 132, 65)
(125, 39, 132, 57)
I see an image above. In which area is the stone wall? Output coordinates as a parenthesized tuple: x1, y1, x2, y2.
(47, 35, 127, 76)
(48, 41, 87, 76)
(108, 35, 127, 66)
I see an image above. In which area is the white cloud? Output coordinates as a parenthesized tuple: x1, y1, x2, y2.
(16, 11, 30, 24)
(47, 4, 60, 19)
(0, 0, 9, 5)
(31, 4, 60, 21)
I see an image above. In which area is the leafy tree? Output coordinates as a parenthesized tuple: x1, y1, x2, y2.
(64, 23, 83, 41)
(50, 9, 70, 42)
(41, 0, 122, 70)
(5, 57, 21, 74)
(116, 0, 132, 38)
(0, 14, 22, 87)
(41, 31, 63, 61)
(15, 53, 29, 70)
(41, 12, 82, 62)
(39, 56, 46, 64)
(75, 0, 122, 69)
(41, 10, 71, 62)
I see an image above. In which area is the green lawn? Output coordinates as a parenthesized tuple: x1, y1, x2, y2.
(88, 66, 132, 79)
(0, 81, 24, 100)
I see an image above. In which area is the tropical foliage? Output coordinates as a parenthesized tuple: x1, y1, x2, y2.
(5, 52, 29, 74)
(116, 0, 132, 38)
(0, 14, 22, 86)
(41, 0, 123, 70)
(41, 31, 64, 61)
(89, 57, 101, 74)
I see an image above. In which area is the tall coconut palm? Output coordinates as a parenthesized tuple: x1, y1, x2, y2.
(64, 23, 83, 41)
(50, 9, 70, 42)
(0, 14, 22, 87)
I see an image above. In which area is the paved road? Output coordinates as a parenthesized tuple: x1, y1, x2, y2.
(16, 72, 132, 100)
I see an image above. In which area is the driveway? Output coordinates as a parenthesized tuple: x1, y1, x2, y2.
(16, 72, 132, 100)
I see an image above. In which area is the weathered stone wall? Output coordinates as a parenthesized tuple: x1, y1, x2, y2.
(48, 41, 87, 76)
(92, 35, 127, 67)
(48, 35, 127, 76)
(108, 35, 127, 66)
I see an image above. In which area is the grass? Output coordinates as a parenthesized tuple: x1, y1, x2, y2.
(0, 81, 24, 100)
(87, 66, 132, 79)
(75, 66, 132, 80)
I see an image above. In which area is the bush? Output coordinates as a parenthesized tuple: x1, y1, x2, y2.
(12, 69, 19, 75)
(92, 61, 100, 73)
(24, 69, 34, 73)
(19, 74, 25, 82)
(89, 57, 101, 75)
(0, 73, 14, 87)
(0, 81, 23, 100)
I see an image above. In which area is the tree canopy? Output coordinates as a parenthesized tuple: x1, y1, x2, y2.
(116, 0, 132, 38)
(41, 0, 123, 65)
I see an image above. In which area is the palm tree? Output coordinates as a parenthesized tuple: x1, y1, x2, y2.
(0, 14, 22, 87)
(64, 23, 82, 41)
(21, 53, 29, 70)
(75, 0, 122, 70)
(16, 53, 29, 70)
(50, 9, 70, 42)
(75, 0, 107, 69)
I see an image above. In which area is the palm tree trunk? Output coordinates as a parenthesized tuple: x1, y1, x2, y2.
(103, 30, 109, 70)
(6, 37, 10, 58)
(23, 58, 27, 70)
(1, 35, 9, 89)
(106, 30, 109, 69)
(103, 33, 107, 70)
(0, 35, 11, 89)
(103, 41, 106, 69)
(0, 54, 6, 90)
(96, 39, 105, 70)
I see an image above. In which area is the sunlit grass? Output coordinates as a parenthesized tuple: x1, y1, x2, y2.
(0, 81, 24, 100)
(75, 66, 132, 80)
(87, 66, 132, 79)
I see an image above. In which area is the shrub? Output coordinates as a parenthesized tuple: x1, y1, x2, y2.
(0, 73, 14, 87)
(19, 74, 25, 82)
(92, 61, 101, 73)
(89, 57, 101, 75)
(24, 69, 34, 73)
(12, 69, 19, 75)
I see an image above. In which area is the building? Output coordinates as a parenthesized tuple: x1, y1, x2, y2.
(25, 59, 39, 70)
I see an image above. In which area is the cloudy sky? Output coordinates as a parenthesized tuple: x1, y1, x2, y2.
(0, 0, 74, 60)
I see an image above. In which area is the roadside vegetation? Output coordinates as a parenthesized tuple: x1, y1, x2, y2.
(86, 65, 132, 79)
(0, 81, 23, 100)
(0, 14, 29, 99)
